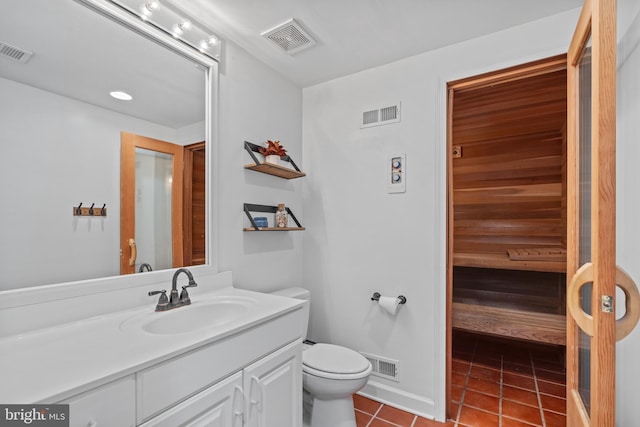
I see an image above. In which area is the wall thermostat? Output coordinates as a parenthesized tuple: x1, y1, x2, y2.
(388, 154, 406, 193)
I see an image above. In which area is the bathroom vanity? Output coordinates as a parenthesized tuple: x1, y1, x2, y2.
(0, 286, 304, 427)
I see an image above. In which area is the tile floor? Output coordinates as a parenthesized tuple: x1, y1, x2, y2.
(353, 332, 566, 427)
(450, 331, 566, 426)
(353, 394, 453, 427)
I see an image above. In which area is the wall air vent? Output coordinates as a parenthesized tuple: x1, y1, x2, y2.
(0, 41, 33, 64)
(262, 19, 317, 55)
(361, 103, 401, 128)
(361, 352, 400, 382)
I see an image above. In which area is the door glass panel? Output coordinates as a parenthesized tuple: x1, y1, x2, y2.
(135, 148, 173, 272)
(577, 36, 593, 415)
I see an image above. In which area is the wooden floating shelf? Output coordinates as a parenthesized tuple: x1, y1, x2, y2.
(244, 162, 306, 179)
(243, 203, 304, 232)
(243, 227, 306, 232)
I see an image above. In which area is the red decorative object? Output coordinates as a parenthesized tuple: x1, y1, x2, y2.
(258, 140, 287, 157)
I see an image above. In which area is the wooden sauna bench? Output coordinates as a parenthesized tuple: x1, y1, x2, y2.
(452, 302, 566, 346)
(452, 264, 567, 346)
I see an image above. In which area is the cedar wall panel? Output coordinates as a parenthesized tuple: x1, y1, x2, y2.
(451, 68, 567, 270)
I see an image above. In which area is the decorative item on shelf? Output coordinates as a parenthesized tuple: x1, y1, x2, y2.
(243, 203, 304, 231)
(258, 140, 287, 165)
(244, 141, 306, 179)
(254, 217, 268, 228)
(275, 204, 288, 228)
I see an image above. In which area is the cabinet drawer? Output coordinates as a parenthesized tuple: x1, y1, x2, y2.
(62, 376, 135, 427)
(140, 372, 243, 427)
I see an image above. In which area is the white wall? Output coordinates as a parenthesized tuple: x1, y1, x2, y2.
(0, 77, 181, 289)
(616, 0, 640, 424)
(302, 9, 580, 420)
(215, 40, 304, 292)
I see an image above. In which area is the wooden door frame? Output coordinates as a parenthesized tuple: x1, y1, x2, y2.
(445, 55, 569, 420)
(183, 141, 206, 266)
(120, 132, 185, 274)
(566, 0, 617, 425)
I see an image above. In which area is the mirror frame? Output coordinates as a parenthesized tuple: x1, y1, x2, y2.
(0, 0, 219, 309)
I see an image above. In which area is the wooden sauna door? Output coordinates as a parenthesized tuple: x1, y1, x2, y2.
(566, 0, 638, 425)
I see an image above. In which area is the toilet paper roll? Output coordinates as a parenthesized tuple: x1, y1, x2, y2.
(378, 296, 401, 315)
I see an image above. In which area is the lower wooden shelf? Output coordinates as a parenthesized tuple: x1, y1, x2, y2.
(243, 227, 305, 232)
(243, 203, 304, 231)
(452, 302, 566, 346)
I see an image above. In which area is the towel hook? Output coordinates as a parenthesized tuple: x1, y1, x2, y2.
(89, 203, 95, 215)
(75, 202, 83, 215)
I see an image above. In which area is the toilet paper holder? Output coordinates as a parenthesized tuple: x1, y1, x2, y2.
(371, 292, 407, 305)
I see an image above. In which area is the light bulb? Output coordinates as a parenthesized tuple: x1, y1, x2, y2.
(110, 91, 133, 101)
(199, 36, 219, 51)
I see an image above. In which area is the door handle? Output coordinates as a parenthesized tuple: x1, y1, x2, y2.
(232, 385, 244, 427)
(567, 263, 594, 336)
(128, 238, 137, 266)
(249, 376, 263, 412)
(615, 266, 640, 340)
(567, 263, 640, 341)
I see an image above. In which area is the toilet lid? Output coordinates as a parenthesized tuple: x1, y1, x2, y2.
(303, 343, 370, 375)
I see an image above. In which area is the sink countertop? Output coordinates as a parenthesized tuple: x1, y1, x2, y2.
(0, 287, 303, 404)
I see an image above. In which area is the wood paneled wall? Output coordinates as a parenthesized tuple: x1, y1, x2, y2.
(450, 67, 567, 272)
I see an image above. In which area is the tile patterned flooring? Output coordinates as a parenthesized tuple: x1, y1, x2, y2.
(353, 394, 454, 427)
(353, 332, 566, 427)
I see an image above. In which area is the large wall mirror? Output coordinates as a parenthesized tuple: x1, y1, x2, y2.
(0, 0, 215, 291)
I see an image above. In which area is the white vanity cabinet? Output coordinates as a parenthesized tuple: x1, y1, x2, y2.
(24, 288, 305, 427)
(61, 375, 136, 427)
(141, 340, 301, 427)
(243, 340, 302, 427)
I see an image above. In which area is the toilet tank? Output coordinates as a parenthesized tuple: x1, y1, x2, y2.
(270, 287, 310, 341)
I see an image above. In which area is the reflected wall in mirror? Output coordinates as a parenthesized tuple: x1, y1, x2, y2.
(0, 0, 208, 290)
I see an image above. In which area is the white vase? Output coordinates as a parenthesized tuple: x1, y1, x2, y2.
(265, 155, 281, 165)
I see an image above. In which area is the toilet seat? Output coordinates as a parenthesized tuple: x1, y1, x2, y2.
(303, 343, 372, 380)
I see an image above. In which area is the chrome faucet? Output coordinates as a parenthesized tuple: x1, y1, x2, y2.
(148, 268, 197, 312)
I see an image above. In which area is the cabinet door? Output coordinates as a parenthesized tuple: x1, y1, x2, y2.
(141, 371, 243, 427)
(62, 376, 136, 427)
(244, 340, 302, 427)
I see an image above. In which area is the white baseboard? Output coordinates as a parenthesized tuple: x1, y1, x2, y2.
(358, 380, 437, 421)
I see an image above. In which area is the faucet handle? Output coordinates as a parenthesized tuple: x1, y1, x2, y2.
(149, 289, 170, 311)
(179, 283, 196, 305)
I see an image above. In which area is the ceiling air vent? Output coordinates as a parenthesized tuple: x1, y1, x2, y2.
(361, 102, 401, 128)
(0, 41, 33, 64)
(262, 19, 316, 55)
(361, 352, 400, 382)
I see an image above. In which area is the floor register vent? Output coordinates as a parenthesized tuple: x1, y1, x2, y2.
(361, 103, 401, 128)
(361, 352, 400, 382)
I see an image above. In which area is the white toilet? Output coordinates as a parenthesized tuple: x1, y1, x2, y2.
(271, 287, 372, 427)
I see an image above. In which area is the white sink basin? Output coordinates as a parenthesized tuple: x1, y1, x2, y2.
(121, 296, 256, 335)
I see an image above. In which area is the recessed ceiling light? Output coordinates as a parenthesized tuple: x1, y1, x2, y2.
(110, 91, 133, 101)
